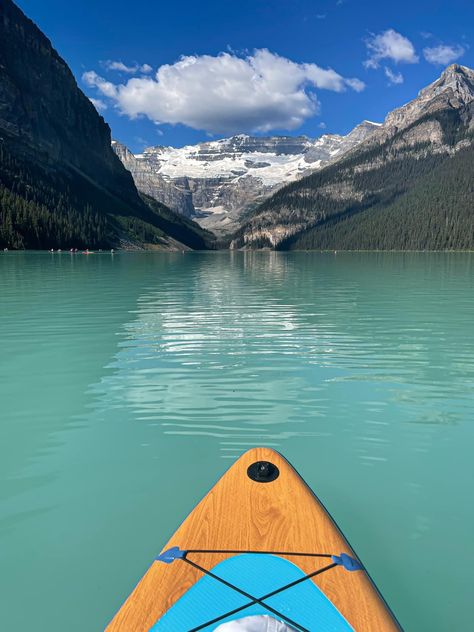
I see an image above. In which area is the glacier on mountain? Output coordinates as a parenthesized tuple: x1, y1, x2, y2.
(112, 121, 379, 234)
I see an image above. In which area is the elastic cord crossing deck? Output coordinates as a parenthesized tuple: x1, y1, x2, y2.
(156, 547, 363, 632)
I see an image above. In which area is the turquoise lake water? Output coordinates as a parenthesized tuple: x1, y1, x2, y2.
(1, 251, 473, 631)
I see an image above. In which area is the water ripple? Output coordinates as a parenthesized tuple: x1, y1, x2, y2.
(2, 252, 474, 631)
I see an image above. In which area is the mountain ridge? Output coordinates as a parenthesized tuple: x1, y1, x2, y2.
(1, 1, 472, 252)
(231, 64, 474, 251)
(0, 0, 212, 250)
(112, 121, 380, 234)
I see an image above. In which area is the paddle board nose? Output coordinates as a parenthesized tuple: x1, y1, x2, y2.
(106, 447, 401, 632)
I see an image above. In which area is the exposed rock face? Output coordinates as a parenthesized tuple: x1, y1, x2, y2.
(0, 0, 135, 202)
(234, 64, 474, 250)
(0, 0, 210, 250)
(384, 64, 474, 130)
(354, 65, 474, 151)
(112, 123, 379, 234)
(112, 141, 196, 219)
(303, 121, 381, 163)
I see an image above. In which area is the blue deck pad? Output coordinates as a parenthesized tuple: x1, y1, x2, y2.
(150, 553, 354, 631)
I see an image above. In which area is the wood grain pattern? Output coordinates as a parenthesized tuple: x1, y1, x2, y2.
(106, 448, 400, 631)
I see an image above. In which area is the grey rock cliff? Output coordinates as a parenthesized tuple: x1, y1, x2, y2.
(112, 123, 379, 234)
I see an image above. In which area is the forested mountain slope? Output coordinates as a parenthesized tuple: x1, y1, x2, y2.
(0, 0, 212, 250)
(233, 65, 474, 251)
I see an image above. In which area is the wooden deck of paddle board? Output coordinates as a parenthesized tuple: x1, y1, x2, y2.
(106, 447, 400, 631)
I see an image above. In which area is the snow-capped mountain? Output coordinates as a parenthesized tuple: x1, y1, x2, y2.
(112, 121, 379, 234)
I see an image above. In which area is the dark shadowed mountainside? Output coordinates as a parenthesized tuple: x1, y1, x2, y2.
(0, 0, 212, 250)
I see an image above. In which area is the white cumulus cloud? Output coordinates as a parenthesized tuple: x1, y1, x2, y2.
(102, 60, 152, 74)
(364, 29, 419, 69)
(423, 44, 465, 65)
(83, 49, 365, 134)
(344, 77, 366, 92)
(83, 71, 118, 98)
(384, 67, 404, 85)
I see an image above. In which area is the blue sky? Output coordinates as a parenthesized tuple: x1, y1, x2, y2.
(18, 0, 473, 152)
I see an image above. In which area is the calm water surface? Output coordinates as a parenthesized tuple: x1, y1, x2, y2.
(1, 252, 473, 631)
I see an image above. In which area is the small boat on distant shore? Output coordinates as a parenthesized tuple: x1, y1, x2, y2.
(106, 448, 400, 631)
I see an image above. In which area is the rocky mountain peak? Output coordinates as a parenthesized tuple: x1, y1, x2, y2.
(111, 140, 135, 162)
(419, 63, 474, 104)
(113, 121, 378, 234)
(439, 63, 474, 82)
(384, 64, 474, 131)
(344, 120, 382, 141)
(234, 64, 474, 251)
